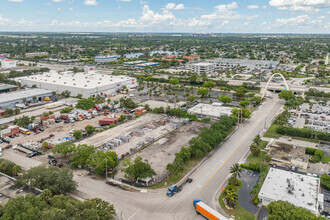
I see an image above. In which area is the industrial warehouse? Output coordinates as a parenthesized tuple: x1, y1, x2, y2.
(0, 88, 53, 109)
(17, 70, 138, 98)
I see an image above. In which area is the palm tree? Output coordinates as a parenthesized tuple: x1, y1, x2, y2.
(230, 163, 242, 179)
(11, 165, 22, 176)
(253, 135, 261, 145)
(225, 189, 238, 207)
(250, 143, 261, 157)
(0, 161, 9, 173)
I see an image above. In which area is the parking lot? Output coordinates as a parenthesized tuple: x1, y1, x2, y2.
(238, 169, 260, 215)
(300, 103, 330, 132)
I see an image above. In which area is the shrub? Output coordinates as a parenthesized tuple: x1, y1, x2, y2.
(321, 174, 330, 189)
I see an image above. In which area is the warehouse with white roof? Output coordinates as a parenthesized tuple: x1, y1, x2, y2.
(258, 168, 323, 215)
(18, 70, 138, 98)
(0, 89, 53, 109)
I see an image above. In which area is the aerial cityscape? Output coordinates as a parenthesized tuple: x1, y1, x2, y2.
(0, 0, 329, 220)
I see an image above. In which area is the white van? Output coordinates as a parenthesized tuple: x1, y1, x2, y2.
(0, 147, 2, 157)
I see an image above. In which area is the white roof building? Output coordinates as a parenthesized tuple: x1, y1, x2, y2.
(17, 70, 138, 98)
(258, 168, 323, 215)
(188, 62, 215, 75)
(1, 59, 16, 69)
(187, 103, 232, 120)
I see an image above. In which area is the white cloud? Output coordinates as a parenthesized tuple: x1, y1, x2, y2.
(52, 0, 65, 2)
(165, 3, 184, 10)
(247, 5, 259, 9)
(57, 7, 62, 11)
(262, 5, 267, 9)
(201, 2, 240, 20)
(69, 8, 73, 11)
(269, 0, 330, 13)
(0, 15, 10, 25)
(84, 0, 97, 6)
(271, 14, 325, 29)
(46, 2, 52, 5)
(117, 0, 131, 2)
(139, 5, 175, 26)
(140, 0, 147, 4)
(8, 0, 23, 2)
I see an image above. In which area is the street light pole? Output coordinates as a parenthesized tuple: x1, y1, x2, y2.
(105, 157, 107, 180)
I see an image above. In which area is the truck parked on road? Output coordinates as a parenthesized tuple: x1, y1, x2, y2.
(19, 127, 30, 135)
(193, 199, 230, 220)
(167, 185, 182, 197)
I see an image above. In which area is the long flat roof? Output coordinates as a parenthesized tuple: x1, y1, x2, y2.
(209, 58, 279, 66)
(258, 168, 320, 214)
(18, 71, 136, 89)
(188, 103, 232, 117)
(0, 89, 52, 103)
(0, 83, 18, 91)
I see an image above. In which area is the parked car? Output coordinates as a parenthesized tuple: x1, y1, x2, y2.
(28, 152, 38, 158)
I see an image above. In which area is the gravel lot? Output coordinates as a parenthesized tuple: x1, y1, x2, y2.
(116, 121, 208, 183)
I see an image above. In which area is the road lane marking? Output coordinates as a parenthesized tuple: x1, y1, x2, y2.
(197, 99, 279, 194)
(127, 209, 140, 220)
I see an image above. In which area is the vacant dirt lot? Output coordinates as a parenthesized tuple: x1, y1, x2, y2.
(141, 100, 176, 109)
(117, 121, 208, 183)
(79, 114, 163, 148)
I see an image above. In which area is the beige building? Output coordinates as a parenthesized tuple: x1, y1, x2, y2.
(25, 52, 49, 58)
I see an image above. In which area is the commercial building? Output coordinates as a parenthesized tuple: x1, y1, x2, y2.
(187, 103, 232, 120)
(188, 62, 215, 75)
(84, 65, 96, 74)
(18, 70, 138, 98)
(0, 53, 10, 58)
(258, 168, 323, 215)
(0, 83, 18, 94)
(123, 61, 147, 65)
(136, 62, 160, 67)
(0, 89, 53, 109)
(1, 59, 17, 69)
(95, 55, 119, 63)
(25, 52, 48, 58)
(208, 58, 279, 69)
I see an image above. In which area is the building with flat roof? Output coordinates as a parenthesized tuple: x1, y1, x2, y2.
(1, 59, 16, 69)
(208, 58, 279, 69)
(18, 70, 138, 98)
(95, 55, 119, 63)
(187, 103, 232, 120)
(258, 168, 323, 215)
(0, 89, 53, 109)
(25, 52, 48, 58)
(136, 62, 160, 67)
(0, 83, 18, 94)
(188, 62, 215, 75)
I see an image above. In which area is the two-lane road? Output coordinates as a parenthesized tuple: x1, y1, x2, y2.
(71, 96, 284, 220)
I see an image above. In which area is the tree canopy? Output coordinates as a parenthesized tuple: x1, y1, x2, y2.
(122, 156, 156, 181)
(16, 165, 77, 195)
(0, 194, 116, 220)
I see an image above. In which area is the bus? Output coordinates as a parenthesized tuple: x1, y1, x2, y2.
(19, 127, 30, 135)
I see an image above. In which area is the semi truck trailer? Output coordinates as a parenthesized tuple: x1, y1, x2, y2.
(193, 199, 230, 220)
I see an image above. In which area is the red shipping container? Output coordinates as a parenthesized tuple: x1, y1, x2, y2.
(142, 110, 147, 114)
(42, 116, 49, 121)
(9, 126, 19, 135)
(60, 114, 69, 119)
(49, 114, 55, 120)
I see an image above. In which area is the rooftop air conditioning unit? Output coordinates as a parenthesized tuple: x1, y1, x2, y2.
(84, 85, 87, 87)
(64, 82, 67, 84)
(73, 83, 76, 85)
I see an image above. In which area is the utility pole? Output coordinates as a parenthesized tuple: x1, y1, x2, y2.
(105, 157, 107, 180)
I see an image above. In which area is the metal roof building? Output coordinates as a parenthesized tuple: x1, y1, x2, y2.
(0, 83, 18, 94)
(0, 89, 53, 110)
(258, 168, 323, 215)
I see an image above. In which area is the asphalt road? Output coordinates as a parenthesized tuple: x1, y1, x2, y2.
(70, 96, 284, 220)
(2, 94, 284, 220)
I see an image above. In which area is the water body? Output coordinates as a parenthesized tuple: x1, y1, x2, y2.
(124, 51, 179, 58)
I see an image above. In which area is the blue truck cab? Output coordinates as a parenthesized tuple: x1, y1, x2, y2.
(167, 185, 178, 197)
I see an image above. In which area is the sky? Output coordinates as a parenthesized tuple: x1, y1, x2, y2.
(0, 0, 329, 33)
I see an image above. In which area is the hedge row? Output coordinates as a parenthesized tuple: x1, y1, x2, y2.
(276, 126, 330, 142)
(166, 115, 237, 175)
